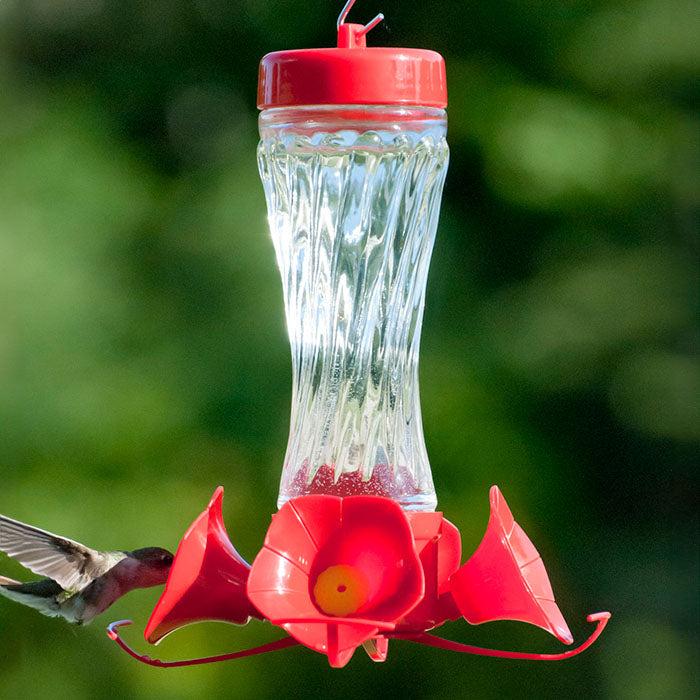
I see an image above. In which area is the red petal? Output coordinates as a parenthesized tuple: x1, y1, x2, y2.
(406, 512, 443, 553)
(262, 498, 336, 575)
(436, 519, 462, 596)
(398, 513, 462, 632)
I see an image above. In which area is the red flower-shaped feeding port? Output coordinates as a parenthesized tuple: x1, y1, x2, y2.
(247, 496, 424, 666)
(107, 487, 610, 668)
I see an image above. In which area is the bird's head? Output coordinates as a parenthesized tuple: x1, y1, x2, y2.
(128, 547, 174, 587)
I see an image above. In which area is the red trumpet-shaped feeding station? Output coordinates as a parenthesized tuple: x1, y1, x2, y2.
(107, 486, 610, 668)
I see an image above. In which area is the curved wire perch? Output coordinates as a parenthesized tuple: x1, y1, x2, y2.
(390, 612, 611, 661)
(106, 620, 300, 668)
(107, 613, 609, 666)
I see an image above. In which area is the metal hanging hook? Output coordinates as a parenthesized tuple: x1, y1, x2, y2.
(337, 0, 356, 27)
(337, 0, 384, 34)
(358, 12, 384, 36)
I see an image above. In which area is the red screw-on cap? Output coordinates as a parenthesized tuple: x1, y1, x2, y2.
(257, 1, 447, 110)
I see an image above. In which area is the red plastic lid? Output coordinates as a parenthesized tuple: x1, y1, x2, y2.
(257, 1, 447, 110)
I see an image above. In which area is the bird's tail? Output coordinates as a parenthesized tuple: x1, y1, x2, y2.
(0, 575, 21, 586)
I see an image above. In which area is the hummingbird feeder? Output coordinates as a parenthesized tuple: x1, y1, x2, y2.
(108, 0, 609, 668)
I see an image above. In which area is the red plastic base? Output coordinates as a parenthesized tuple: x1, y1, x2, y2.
(109, 486, 608, 668)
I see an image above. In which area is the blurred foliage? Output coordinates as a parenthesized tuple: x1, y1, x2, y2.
(0, 0, 697, 698)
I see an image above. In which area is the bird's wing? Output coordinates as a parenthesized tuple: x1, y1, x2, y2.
(0, 514, 122, 592)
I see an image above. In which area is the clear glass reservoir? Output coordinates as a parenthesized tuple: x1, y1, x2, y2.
(258, 105, 449, 511)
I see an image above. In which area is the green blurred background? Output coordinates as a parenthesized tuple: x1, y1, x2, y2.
(0, 0, 697, 698)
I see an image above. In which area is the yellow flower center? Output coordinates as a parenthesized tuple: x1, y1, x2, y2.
(313, 564, 370, 617)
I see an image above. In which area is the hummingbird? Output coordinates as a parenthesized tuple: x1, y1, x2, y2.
(0, 513, 173, 625)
